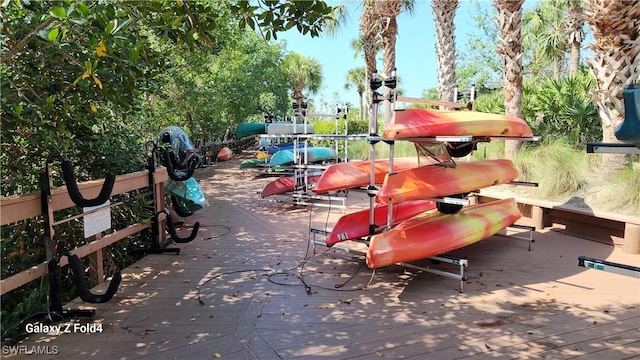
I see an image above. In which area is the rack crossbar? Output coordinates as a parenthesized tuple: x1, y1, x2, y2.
(586, 142, 640, 155)
(577, 256, 640, 278)
(309, 228, 469, 292)
(310, 223, 534, 292)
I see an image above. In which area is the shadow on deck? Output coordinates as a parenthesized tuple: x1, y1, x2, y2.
(6, 157, 639, 360)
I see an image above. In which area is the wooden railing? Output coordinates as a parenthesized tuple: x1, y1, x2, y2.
(0, 168, 168, 295)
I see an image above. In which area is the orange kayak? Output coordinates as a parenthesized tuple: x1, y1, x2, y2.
(326, 200, 436, 246)
(217, 147, 233, 161)
(312, 157, 426, 194)
(383, 108, 533, 139)
(366, 198, 522, 269)
(376, 159, 519, 204)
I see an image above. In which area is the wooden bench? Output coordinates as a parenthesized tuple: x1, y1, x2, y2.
(476, 192, 640, 254)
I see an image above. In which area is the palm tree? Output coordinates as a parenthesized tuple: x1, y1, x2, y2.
(431, 0, 459, 107)
(494, 0, 525, 160)
(359, 0, 381, 121)
(344, 67, 367, 120)
(283, 52, 323, 116)
(524, 0, 567, 78)
(563, 0, 585, 76)
(583, 0, 640, 174)
(376, 0, 414, 126)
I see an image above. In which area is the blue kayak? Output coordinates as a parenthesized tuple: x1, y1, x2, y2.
(165, 177, 205, 216)
(270, 147, 337, 167)
(267, 141, 308, 155)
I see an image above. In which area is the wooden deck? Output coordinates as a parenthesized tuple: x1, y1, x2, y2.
(5, 157, 640, 359)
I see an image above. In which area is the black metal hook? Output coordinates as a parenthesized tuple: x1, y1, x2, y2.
(65, 252, 121, 304)
(157, 146, 196, 181)
(60, 158, 115, 207)
(158, 210, 199, 243)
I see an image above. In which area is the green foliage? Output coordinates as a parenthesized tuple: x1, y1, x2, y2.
(149, 31, 292, 143)
(457, 0, 588, 93)
(523, 71, 600, 146)
(2, 0, 336, 339)
(514, 140, 586, 198)
(472, 141, 505, 161)
(228, 0, 334, 41)
(473, 90, 506, 114)
(284, 52, 323, 101)
(602, 166, 640, 211)
(472, 70, 599, 149)
(345, 140, 417, 161)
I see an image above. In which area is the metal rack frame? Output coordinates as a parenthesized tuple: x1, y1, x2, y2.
(309, 225, 535, 292)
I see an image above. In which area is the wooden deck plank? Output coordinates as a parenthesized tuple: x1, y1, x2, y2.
(569, 340, 640, 360)
(4, 158, 639, 360)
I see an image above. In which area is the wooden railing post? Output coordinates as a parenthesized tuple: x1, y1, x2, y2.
(88, 233, 104, 284)
(155, 181, 166, 244)
(624, 223, 640, 254)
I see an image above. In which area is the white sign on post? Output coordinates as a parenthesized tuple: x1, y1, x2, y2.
(83, 200, 111, 238)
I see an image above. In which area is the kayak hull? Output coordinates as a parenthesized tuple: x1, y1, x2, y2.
(313, 157, 424, 194)
(165, 177, 206, 212)
(267, 123, 315, 135)
(366, 198, 522, 269)
(383, 108, 533, 139)
(217, 147, 233, 161)
(261, 173, 322, 198)
(326, 200, 436, 246)
(240, 158, 268, 169)
(269, 147, 336, 167)
(236, 123, 267, 139)
(376, 159, 519, 204)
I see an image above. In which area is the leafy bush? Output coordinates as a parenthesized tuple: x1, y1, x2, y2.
(308, 119, 371, 159)
(523, 71, 600, 147)
(473, 70, 600, 149)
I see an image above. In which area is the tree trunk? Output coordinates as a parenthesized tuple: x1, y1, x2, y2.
(380, 15, 398, 128)
(564, 2, 584, 77)
(358, 91, 364, 121)
(569, 40, 581, 76)
(494, 0, 525, 160)
(377, 0, 401, 129)
(359, 0, 379, 126)
(432, 0, 459, 108)
(583, 0, 640, 174)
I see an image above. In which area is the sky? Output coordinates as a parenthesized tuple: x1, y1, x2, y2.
(273, 0, 498, 114)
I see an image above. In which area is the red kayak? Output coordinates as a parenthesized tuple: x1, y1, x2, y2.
(384, 108, 533, 139)
(366, 198, 522, 269)
(325, 200, 436, 246)
(313, 157, 427, 194)
(261, 173, 322, 198)
(376, 159, 519, 204)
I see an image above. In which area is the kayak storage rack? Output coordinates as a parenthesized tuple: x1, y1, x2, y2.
(134, 142, 200, 255)
(37, 156, 121, 322)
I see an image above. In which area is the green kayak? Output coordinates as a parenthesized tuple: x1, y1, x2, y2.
(236, 123, 268, 139)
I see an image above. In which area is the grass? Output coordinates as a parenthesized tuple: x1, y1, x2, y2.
(472, 141, 505, 161)
(347, 137, 640, 214)
(347, 140, 418, 160)
(514, 140, 587, 198)
(599, 164, 640, 211)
